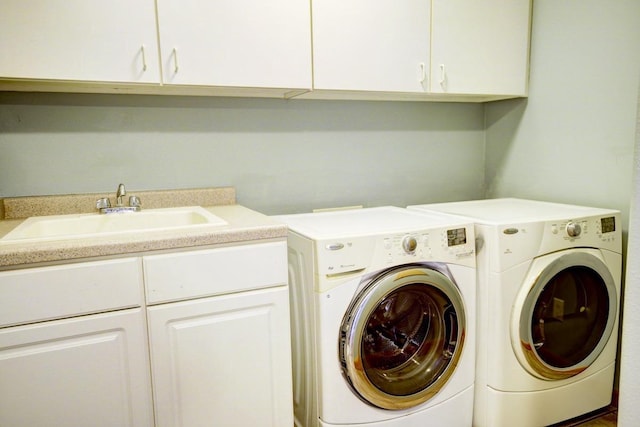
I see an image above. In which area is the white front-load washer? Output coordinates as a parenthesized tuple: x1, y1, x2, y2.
(408, 198, 622, 427)
(273, 207, 476, 427)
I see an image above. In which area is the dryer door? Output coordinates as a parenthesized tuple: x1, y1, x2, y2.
(339, 265, 466, 410)
(513, 249, 618, 380)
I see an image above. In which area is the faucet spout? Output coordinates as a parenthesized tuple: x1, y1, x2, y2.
(116, 183, 126, 206)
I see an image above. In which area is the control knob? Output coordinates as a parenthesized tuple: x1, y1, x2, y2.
(402, 236, 418, 254)
(566, 222, 582, 237)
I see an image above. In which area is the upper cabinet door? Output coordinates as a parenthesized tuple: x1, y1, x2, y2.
(311, 0, 431, 93)
(156, 0, 312, 89)
(0, 0, 160, 83)
(430, 0, 531, 96)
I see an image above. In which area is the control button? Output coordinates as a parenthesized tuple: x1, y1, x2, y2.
(326, 243, 345, 251)
(325, 242, 344, 251)
(402, 236, 418, 254)
(566, 222, 582, 237)
(383, 238, 392, 249)
(551, 224, 558, 234)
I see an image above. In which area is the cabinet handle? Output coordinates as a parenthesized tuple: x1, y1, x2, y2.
(439, 64, 446, 89)
(173, 48, 179, 73)
(141, 45, 148, 72)
(418, 62, 427, 84)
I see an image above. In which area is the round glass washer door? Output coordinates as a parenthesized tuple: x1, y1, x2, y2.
(515, 251, 617, 380)
(339, 265, 466, 410)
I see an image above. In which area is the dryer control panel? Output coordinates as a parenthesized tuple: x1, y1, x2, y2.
(492, 213, 622, 272)
(546, 214, 620, 248)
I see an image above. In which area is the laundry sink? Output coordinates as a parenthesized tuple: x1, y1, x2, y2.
(1, 206, 227, 243)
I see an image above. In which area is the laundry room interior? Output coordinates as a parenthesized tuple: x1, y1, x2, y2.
(1, 1, 640, 426)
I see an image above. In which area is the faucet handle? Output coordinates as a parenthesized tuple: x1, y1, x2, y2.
(96, 197, 111, 209)
(129, 195, 142, 208)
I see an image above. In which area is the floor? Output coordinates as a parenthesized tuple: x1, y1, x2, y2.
(552, 406, 617, 427)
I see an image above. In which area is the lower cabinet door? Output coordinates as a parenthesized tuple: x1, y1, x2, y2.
(0, 308, 154, 427)
(147, 286, 294, 427)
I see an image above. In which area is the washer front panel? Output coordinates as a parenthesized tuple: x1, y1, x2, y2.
(514, 251, 617, 380)
(339, 264, 466, 409)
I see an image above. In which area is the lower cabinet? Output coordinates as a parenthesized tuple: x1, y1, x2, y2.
(0, 240, 294, 427)
(0, 308, 154, 427)
(147, 286, 293, 427)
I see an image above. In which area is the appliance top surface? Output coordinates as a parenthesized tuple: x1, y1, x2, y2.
(410, 198, 619, 224)
(274, 206, 471, 239)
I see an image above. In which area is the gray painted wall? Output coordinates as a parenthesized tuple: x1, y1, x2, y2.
(0, 94, 484, 215)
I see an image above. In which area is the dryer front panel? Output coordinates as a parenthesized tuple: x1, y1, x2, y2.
(339, 264, 466, 410)
(512, 249, 619, 380)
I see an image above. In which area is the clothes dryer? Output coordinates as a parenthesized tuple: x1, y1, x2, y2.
(274, 207, 476, 427)
(408, 198, 622, 427)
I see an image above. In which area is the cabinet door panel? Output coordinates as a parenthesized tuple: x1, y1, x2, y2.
(148, 286, 293, 427)
(0, 309, 154, 427)
(0, 0, 160, 83)
(312, 0, 431, 92)
(431, 0, 531, 95)
(156, 0, 311, 89)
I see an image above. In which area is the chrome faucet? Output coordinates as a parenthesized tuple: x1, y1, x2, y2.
(96, 183, 141, 214)
(116, 183, 126, 206)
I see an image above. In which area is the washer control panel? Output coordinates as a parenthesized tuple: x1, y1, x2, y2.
(387, 228, 472, 258)
(317, 224, 476, 276)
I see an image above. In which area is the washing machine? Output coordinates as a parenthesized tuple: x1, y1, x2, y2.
(408, 198, 622, 427)
(273, 207, 476, 427)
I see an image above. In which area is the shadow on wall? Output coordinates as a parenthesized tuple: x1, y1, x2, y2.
(0, 92, 482, 134)
(617, 78, 640, 427)
(483, 97, 528, 197)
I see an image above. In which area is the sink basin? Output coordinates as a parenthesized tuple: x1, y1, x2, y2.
(1, 206, 228, 243)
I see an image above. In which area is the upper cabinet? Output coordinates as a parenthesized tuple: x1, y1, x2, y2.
(0, 0, 160, 84)
(430, 0, 531, 96)
(0, 0, 311, 96)
(155, 0, 312, 91)
(0, 0, 530, 101)
(304, 0, 531, 101)
(311, 0, 431, 93)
